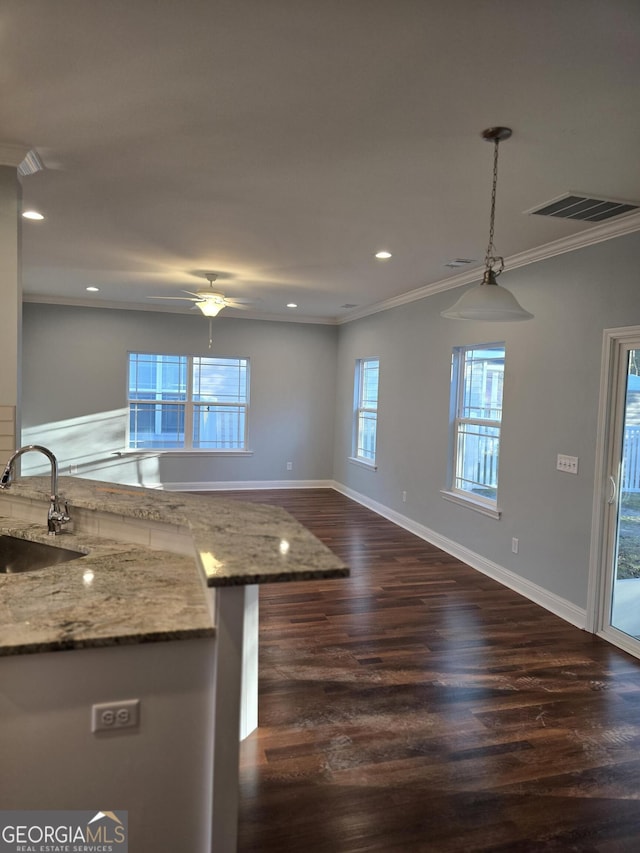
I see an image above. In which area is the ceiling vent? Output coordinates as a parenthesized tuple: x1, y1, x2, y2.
(526, 192, 640, 223)
(444, 258, 475, 269)
(18, 149, 44, 177)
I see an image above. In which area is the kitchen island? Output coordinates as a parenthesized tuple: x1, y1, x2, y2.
(0, 476, 347, 852)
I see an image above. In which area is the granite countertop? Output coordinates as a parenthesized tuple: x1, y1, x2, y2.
(0, 476, 347, 656)
(0, 518, 213, 657)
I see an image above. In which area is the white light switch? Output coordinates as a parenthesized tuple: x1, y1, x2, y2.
(557, 454, 579, 474)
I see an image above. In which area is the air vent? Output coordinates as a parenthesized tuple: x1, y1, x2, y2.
(341, 303, 358, 309)
(444, 258, 475, 269)
(18, 149, 44, 177)
(526, 192, 639, 223)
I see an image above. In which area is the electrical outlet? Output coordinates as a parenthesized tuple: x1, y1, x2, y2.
(402, 491, 407, 503)
(91, 699, 140, 733)
(512, 537, 519, 554)
(557, 454, 579, 474)
(286, 461, 293, 471)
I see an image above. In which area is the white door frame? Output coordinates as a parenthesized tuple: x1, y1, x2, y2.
(587, 324, 640, 657)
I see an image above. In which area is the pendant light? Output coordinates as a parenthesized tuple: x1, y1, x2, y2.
(441, 127, 533, 322)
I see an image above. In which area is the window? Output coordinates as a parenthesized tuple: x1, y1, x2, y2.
(447, 343, 505, 512)
(352, 357, 379, 465)
(128, 353, 249, 450)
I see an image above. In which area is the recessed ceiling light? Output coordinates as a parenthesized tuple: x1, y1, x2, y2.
(286, 303, 298, 308)
(86, 286, 99, 292)
(375, 251, 392, 260)
(22, 210, 44, 220)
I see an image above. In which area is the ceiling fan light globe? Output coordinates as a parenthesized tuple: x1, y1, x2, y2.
(197, 301, 224, 317)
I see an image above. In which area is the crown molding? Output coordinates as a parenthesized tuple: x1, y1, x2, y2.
(23, 209, 640, 328)
(338, 210, 640, 324)
(21, 293, 338, 325)
(0, 142, 31, 168)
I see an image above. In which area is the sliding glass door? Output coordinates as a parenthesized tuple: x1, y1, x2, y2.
(609, 346, 640, 641)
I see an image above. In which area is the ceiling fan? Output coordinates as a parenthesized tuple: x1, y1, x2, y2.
(149, 274, 252, 317)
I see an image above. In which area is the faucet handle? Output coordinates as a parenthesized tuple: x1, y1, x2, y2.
(47, 495, 73, 534)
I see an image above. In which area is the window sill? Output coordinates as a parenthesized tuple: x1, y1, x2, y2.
(348, 456, 378, 472)
(116, 450, 254, 457)
(440, 489, 502, 519)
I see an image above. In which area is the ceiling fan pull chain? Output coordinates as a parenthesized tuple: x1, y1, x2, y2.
(208, 318, 213, 349)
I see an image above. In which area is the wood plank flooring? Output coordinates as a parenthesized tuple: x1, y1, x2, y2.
(199, 489, 640, 852)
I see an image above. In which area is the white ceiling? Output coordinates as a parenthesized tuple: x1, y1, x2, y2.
(4, 0, 640, 322)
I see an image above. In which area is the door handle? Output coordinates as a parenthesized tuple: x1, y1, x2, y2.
(607, 475, 618, 505)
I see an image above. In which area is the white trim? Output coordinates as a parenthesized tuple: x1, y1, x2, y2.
(22, 293, 337, 325)
(164, 476, 586, 628)
(586, 328, 619, 632)
(439, 489, 501, 520)
(334, 481, 586, 629)
(21, 212, 640, 327)
(598, 626, 640, 662)
(347, 456, 377, 472)
(0, 142, 30, 167)
(338, 211, 640, 324)
(353, 357, 379, 465)
(160, 479, 335, 491)
(115, 449, 254, 458)
(587, 325, 640, 635)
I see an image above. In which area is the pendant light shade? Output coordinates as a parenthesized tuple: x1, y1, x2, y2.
(442, 127, 533, 322)
(441, 270, 534, 321)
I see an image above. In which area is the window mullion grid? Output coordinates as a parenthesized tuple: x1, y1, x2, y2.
(452, 354, 467, 489)
(184, 356, 195, 450)
(353, 362, 363, 457)
(242, 401, 248, 448)
(451, 344, 504, 502)
(457, 416, 501, 428)
(128, 352, 248, 451)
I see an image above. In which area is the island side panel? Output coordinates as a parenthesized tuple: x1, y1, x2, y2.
(211, 586, 249, 853)
(0, 638, 215, 853)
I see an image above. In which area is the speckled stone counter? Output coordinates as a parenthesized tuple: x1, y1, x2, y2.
(0, 476, 347, 657)
(0, 518, 213, 656)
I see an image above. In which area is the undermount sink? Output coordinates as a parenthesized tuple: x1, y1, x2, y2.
(0, 535, 84, 574)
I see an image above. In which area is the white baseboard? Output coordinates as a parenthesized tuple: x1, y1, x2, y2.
(162, 479, 335, 491)
(333, 481, 587, 630)
(163, 476, 586, 630)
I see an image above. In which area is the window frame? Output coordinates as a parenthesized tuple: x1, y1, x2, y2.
(350, 357, 380, 469)
(441, 342, 504, 519)
(126, 352, 250, 452)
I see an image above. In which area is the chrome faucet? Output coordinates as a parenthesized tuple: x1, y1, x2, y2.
(0, 445, 72, 535)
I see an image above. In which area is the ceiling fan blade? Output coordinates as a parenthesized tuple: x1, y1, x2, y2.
(225, 297, 253, 305)
(182, 290, 207, 298)
(224, 302, 251, 310)
(149, 295, 198, 301)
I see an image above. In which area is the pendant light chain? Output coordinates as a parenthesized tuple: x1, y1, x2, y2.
(484, 137, 504, 277)
(440, 125, 533, 321)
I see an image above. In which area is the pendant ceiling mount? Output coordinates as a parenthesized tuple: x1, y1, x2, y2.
(481, 126, 512, 143)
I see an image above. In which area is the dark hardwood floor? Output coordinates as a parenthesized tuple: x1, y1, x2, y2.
(205, 489, 640, 852)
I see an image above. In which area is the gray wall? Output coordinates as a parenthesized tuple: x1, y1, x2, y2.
(21, 304, 337, 487)
(333, 230, 640, 610)
(20, 230, 640, 613)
